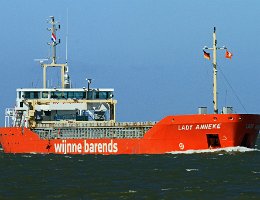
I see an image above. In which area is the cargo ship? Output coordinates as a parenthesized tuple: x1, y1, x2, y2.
(0, 17, 260, 154)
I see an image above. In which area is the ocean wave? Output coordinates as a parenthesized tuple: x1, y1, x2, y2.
(168, 146, 260, 154)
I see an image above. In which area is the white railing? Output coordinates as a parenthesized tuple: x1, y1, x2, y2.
(5, 108, 15, 127)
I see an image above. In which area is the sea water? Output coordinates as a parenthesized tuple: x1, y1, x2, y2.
(0, 138, 259, 199)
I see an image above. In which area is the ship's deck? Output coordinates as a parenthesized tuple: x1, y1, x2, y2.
(34, 121, 157, 139)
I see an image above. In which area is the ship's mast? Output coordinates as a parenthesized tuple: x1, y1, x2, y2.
(203, 27, 227, 114)
(48, 16, 60, 64)
(42, 16, 70, 89)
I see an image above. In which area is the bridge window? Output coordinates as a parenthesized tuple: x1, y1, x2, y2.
(68, 92, 74, 99)
(88, 91, 113, 99)
(87, 91, 93, 99)
(24, 91, 40, 99)
(67, 92, 86, 99)
(99, 92, 107, 99)
(93, 91, 99, 99)
(51, 92, 68, 99)
(74, 92, 86, 99)
(42, 92, 49, 98)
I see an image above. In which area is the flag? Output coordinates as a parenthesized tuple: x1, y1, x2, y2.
(203, 50, 210, 60)
(51, 33, 56, 42)
(225, 50, 233, 59)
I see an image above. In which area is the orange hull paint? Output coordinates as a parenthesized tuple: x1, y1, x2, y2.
(1, 114, 260, 154)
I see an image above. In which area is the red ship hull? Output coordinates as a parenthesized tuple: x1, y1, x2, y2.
(1, 114, 260, 154)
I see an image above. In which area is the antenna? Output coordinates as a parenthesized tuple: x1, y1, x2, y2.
(63, 9, 71, 89)
(66, 8, 69, 63)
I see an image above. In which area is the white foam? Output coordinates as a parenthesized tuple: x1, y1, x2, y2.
(21, 155, 32, 158)
(186, 168, 199, 172)
(161, 188, 172, 191)
(168, 146, 259, 154)
(64, 155, 72, 158)
(128, 190, 137, 193)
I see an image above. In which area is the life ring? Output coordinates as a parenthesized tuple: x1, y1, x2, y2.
(179, 143, 185, 150)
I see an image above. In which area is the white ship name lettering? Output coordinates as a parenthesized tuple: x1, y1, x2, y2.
(177, 123, 221, 131)
(84, 139, 118, 153)
(54, 139, 118, 154)
(54, 140, 82, 154)
(178, 125, 193, 131)
(195, 123, 221, 130)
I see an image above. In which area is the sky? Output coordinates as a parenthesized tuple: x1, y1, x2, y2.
(1, 0, 260, 125)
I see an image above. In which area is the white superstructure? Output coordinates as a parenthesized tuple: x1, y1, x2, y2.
(5, 16, 117, 128)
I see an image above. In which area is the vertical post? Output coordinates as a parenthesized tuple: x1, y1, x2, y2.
(113, 103, 116, 122)
(43, 65, 47, 89)
(203, 27, 228, 114)
(213, 27, 218, 114)
(61, 65, 65, 88)
(87, 79, 92, 91)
